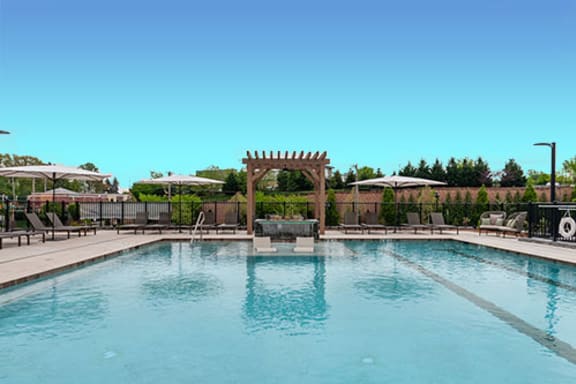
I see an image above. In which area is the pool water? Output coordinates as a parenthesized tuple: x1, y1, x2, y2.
(1, 240, 576, 383)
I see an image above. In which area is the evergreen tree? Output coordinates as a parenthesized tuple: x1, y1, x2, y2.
(415, 159, 431, 179)
(430, 159, 447, 182)
(329, 170, 345, 190)
(540, 192, 548, 202)
(475, 185, 489, 219)
(344, 169, 356, 186)
(325, 189, 340, 226)
(223, 172, 240, 195)
(446, 157, 459, 186)
(379, 187, 396, 225)
(474, 157, 493, 187)
(522, 182, 538, 202)
(500, 159, 526, 187)
(399, 162, 417, 177)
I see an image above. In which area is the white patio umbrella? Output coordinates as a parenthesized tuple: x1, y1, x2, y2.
(136, 174, 224, 232)
(349, 175, 447, 225)
(0, 164, 111, 239)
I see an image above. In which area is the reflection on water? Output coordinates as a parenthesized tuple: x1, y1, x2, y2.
(354, 271, 435, 302)
(142, 272, 223, 302)
(243, 256, 328, 334)
(0, 281, 108, 339)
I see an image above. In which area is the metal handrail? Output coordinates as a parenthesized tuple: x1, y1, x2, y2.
(191, 211, 205, 243)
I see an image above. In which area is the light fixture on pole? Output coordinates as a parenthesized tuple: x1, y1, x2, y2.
(534, 142, 556, 202)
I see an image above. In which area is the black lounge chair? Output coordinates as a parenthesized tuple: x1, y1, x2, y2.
(143, 211, 172, 234)
(117, 211, 148, 234)
(46, 212, 96, 235)
(401, 212, 430, 233)
(25, 212, 87, 239)
(430, 212, 459, 234)
(0, 230, 45, 249)
(361, 211, 393, 234)
(339, 211, 363, 233)
(216, 211, 239, 234)
(200, 210, 218, 233)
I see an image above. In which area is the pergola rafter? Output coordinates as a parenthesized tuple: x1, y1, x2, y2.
(242, 150, 330, 234)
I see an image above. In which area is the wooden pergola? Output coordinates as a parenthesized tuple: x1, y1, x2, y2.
(242, 150, 330, 234)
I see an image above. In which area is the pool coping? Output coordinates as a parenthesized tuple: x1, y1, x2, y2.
(0, 229, 575, 290)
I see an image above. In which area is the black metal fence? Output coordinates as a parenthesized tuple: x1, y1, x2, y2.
(2, 199, 575, 244)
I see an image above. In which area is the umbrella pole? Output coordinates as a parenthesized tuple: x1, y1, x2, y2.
(178, 183, 182, 233)
(52, 173, 56, 240)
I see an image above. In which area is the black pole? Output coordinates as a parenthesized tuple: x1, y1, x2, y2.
(178, 182, 182, 233)
(551, 142, 556, 203)
(52, 173, 56, 240)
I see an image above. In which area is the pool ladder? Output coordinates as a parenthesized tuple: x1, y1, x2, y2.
(191, 211, 205, 243)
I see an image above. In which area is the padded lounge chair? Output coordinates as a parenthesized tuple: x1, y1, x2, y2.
(253, 236, 277, 253)
(46, 212, 96, 235)
(339, 211, 363, 233)
(479, 211, 526, 237)
(430, 212, 459, 234)
(294, 237, 314, 253)
(361, 211, 393, 234)
(216, 211, 239, 234)
(25, 212, 86, 239)
(401, 212, 430, 233)
(117, 211, 148, 234)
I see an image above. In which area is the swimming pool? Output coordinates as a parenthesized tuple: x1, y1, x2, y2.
(1, 240, 576, 383)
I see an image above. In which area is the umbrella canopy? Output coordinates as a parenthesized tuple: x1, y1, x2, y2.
(0, 164, 111, 181)
(349, 175, 446, 189)
(0, 164, 111, 238)
(137, 174, 225, 186)
(136, 174, 224, 232)
(349, 175, 446, 226)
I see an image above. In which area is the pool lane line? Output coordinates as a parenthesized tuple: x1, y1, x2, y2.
(445, 249, 576, 294)
(385, 249, 576, 366)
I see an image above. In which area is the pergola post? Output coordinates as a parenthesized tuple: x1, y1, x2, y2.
(242, 150, 330, 235)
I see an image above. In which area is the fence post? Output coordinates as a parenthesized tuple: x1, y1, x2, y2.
(552, 202, 558, 242)
(527, 202, 533, 238)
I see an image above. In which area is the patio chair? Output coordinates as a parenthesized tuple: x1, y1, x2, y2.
(430, 212, 459, 234)
(117, 211, 148, 234)
(46, 212, 96, 235)
(25, 211, 85, 239)
(479, 211, 527, 237)
(142, 211, 172, 234)
(253, 236, 277, 253)
(200, 210, 218, 233)
(361, 211, 393, 234)
(401, 212, 431, 233)
(217, 211, 239, 234)
(293, 237, 314, 253)
(339, 211, 363, 233)
(0, 229, 45, 249)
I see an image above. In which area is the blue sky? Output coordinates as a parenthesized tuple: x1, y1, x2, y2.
(1, 0, 575, 187)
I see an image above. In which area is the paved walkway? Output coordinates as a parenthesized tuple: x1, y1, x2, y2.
(0, 229, 575, 289)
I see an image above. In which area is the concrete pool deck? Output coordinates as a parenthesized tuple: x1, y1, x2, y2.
(0, 229, 575, 289)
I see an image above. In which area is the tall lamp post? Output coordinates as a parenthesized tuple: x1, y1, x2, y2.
(0, 130, 9, 231)
(534, 142, 556, 202)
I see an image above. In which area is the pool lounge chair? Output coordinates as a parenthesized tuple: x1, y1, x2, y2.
(25, 212, 87, 239)
(142, 211, 172, 234)
(46, 212, 96, 235)
(430, 212, 459, 234)
(0, 230, 45, 249)
(200, 210, 218, 233)
(401, 212, 431, 233)
(339, 211, 363, 233)
(294, 237, 314, 253)
(253, 236, 277, 253)
(117, 211, 148, 234)
(361, 211, 393, 234)
(216, 211, 239, 234)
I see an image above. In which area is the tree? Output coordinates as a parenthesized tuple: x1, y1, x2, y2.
(344, 169, 356, 185)
(500, 159, 526, 187)
(379, 187, 396, 225)
(429, 159, 447, 182)
(522, 181, 538, 202)
(446, 157, 459, 186)
(329, 170, 345, 190)
(223, 172, 240, 195)
(563, 156, 576, 184)
(474, 157, 492, 187)
(357, 166, 376, 181)
(399, 162, 417, 177)
(415, 159, 431, 179)
(325, 189, 340, 226)
(475, 185, 489, 218)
